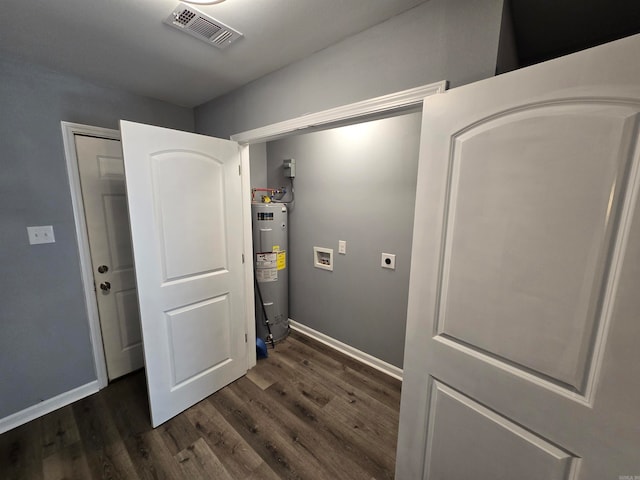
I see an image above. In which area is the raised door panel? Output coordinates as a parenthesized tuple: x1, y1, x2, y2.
(151, 152, 227, 281)
(425, 381, 576, 480)
(437, 104, 638, 391)
(165, 294, 231, 386)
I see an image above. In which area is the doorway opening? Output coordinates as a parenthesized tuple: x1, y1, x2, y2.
(62, 80, 447, 391)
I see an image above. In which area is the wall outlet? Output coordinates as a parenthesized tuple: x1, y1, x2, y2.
(27, 225, 55, 245)
(338, 240, 346, 254)
(381, 253, 396, 270)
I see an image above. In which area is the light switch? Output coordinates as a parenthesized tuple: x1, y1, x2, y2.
(27, 225, 55, 245)
(338, 240, 346, 254)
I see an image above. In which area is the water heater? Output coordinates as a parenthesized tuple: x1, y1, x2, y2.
(252, 202, 289, 342)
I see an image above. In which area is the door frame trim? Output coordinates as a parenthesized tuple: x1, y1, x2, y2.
(230, 81, 447, 145)
(231, 80, 447, 371)
(61, 122, 121, 389)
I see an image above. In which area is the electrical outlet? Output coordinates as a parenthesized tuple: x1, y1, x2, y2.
(338, 240, 346, 254)
(27, 225, 56, 245)
(381, 253, 396, 270)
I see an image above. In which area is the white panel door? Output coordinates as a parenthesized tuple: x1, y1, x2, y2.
(75, 135, 143, 380)
(397, 34, 640, 479)
(120, 121, 246, 427)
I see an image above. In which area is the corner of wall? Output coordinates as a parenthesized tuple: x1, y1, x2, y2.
(496, 0, 520, 75)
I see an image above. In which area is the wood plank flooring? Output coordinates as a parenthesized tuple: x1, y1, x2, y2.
(0, 331, 401, 479)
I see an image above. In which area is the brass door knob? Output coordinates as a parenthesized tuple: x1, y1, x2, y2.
(100, 281, 111, 292)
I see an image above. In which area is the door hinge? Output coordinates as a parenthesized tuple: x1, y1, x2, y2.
(238, 164, 241, 176)
(242, 253, 245, 263)
(245, 333, 248, 343)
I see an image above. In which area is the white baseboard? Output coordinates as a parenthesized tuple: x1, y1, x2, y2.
(0, 381, 99, 434)
(289, 320, 403, 381)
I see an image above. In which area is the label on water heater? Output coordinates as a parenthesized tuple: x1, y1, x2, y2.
(256, 253, 278, 282)
(257, 212, 274, 221)
(277, 251, 286, 270)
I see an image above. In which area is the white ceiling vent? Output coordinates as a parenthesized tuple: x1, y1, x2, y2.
(164, 3, 243, 49)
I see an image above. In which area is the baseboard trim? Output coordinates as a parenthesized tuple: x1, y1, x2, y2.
(289, 320, 403, 381)
(0, 381, 99, 434)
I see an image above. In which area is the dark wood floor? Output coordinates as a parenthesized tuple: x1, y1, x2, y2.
(0, 331, 401, 479)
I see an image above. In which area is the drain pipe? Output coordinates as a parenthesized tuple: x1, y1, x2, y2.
(253, 266, 275, 349)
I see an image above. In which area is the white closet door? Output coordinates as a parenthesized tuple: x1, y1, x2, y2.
(75, 135, 143, 380)
(121, 121, 246, 427)
(398, 34, 640, 479)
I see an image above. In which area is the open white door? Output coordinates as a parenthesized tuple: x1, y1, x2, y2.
(120, 121, 247, 427)
(398, 34, 640, 479)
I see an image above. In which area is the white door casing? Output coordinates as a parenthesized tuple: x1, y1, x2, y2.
(397, 34, 640, 479)
(75, 135, 144, 380)
(120, 121, 247, 427)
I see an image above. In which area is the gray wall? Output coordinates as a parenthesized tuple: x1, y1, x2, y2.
(195, 0, 505, 139)
(0, 55, 194, 419)
(267, 112, 422, 367)
(249, 143, 268, 188)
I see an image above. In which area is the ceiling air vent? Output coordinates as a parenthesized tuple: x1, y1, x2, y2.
(164, 3, 243, 49)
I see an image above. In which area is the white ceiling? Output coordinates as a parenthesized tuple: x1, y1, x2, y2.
(0, 0, 427, 107)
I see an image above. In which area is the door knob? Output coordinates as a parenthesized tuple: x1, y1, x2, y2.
(100, 281, 111, 292)
(98, 265, 109, 273)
